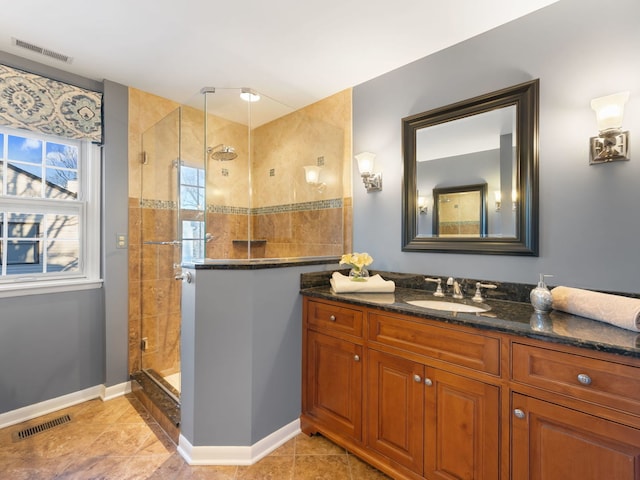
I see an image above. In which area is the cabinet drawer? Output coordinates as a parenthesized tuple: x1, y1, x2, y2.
(367, 312, 500, 375)
(306, 299, 363, 338)
(512, 343, 640, 416)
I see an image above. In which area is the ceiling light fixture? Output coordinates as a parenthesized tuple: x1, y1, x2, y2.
(240, 88, 260, 102)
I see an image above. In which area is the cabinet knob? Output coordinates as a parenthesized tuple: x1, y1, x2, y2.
(514, 409, 526, 419)
(424, 378, 433, 387)
(354, 354, 360, 362)
(329, 315, 336, 322)
(577, 373, 592, 385)
(413, 374, 422, 383)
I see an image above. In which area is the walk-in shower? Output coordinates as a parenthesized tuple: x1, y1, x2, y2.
(130, 86, 350, 435)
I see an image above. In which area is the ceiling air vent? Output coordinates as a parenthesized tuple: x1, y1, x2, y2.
(12, 37, 73, 64)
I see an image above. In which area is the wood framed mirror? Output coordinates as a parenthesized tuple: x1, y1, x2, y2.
(402, 79, 539, 255)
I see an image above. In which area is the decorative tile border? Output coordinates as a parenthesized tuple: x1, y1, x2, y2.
(140, 198, 178, 210)
(138, 198, 343, 215)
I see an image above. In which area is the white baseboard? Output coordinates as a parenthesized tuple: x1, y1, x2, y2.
(101, 381, 132, 401)
(178, 418, 301, 466)
(0, 381, 131, 429)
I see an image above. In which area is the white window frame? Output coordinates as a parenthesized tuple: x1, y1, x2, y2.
(0, 126, 102, 297)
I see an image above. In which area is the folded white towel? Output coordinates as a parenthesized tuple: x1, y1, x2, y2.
(551, 286, 640, 332)
(330, 272, 396, 293)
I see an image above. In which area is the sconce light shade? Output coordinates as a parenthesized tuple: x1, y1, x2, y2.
(591, 92, 629, 133)
(304, 165, 321, 184)
(590, 91, 630, 164)
(303, 165, 326, 192)
(418, 195, 428, 214)
(355, 152, 376, 175)
(494, 190, 502, 212)
(354, 152, 382, 192)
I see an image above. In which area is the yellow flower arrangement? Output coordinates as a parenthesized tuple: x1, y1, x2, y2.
(340, 252, 373, 277)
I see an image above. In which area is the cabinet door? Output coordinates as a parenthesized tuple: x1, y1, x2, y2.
(512, 393, 640, 480)
(367, 349, 424, 474)
(305, 331, 363, 441)
(424, 367, 500, 480)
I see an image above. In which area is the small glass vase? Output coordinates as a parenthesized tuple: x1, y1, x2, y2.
(349, 267, 370, 282)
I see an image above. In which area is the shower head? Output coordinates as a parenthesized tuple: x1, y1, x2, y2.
(208, 144, 237, 161)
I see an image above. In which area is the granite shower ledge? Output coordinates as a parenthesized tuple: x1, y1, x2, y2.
(185, 256, 340, 270)
(301, 285, 640, 359)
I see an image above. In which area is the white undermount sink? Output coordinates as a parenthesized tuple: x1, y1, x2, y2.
(406, 299, 491, 313)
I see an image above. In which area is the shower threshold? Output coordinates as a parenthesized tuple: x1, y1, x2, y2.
(130, 370, 181, 443)
(142, 368, 180, 405)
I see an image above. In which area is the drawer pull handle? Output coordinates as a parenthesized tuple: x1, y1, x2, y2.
(354, 355, 360, 362)
(329, 315, 336, 322)
(577, 373, 592, 385)
(424, 378, 433, 387)
(514, 409, 526, 419)
(413, 374, 422, 383)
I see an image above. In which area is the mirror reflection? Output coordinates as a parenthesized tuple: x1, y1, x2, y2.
(417, 106, 516, 238)
(431, 184, 487, 237)
(402, 79, 539, 255)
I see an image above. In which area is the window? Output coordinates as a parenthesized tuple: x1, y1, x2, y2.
(0, 126, 101, 296)
(179, 164, 205, 263)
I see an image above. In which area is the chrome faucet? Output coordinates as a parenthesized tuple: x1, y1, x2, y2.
(447, 277, 463, 299)
(425, 277, 444, 297)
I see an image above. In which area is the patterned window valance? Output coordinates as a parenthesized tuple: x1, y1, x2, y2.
(0, 63, 103, 143)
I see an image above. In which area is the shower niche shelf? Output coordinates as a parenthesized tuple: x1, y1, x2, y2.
(232, 239, 267, 245)
(232, 239, 267, 258)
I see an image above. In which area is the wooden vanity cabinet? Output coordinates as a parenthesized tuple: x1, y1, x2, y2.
(302, 297, 501, 480)
(367, 349, 425, 475)
(302, 295, 640, 480)
(368, 349, 499, 479)
(302, 298, 364, 443)
(511, 393, 640, 480)
(510, 341, 640, 480)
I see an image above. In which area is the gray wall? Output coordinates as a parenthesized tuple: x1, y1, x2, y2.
(352, 0, 640, 292)
(0, 290, 105, 412)
(102, 80, 130, 388)
(181, 263, 333, 446)
(0, 52, 129, 413)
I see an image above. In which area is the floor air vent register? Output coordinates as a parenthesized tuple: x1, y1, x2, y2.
(11, 414, 72, 442)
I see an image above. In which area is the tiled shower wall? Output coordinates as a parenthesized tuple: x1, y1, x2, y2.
(127, 88, 352, 376)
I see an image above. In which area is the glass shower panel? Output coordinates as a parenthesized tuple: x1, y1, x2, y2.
(202, 87, 344, 260)
(139, 108, 183, 397)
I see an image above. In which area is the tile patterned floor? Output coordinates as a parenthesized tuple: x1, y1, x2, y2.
(0, 395, 391, 479)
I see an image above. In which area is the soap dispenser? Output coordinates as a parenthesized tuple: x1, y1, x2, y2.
(530, 274, 554, 314)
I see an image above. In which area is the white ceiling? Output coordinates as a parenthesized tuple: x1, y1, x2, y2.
(1, 0, 558, 115)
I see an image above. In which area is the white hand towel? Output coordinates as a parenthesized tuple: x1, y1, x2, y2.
(551, 286, 640, 332)
(330, 272, 396, 293)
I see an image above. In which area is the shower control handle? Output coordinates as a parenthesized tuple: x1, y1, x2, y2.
(175, 271, 193, 283)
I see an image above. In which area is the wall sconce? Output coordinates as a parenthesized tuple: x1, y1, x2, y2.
(590, 91, 630, 164)
(304, 165, 326, 192)
(354, 152, 382, 192)
(511, 189, 518, 211)
(494, 190, 502, 211)
(418, 195, 428, 214)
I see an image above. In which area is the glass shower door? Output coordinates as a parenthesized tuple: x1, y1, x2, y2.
(139, 108, 183, 399)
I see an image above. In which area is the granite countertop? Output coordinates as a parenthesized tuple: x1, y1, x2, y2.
(300, 284, 640, 359)
(186, 256, 340, 270)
